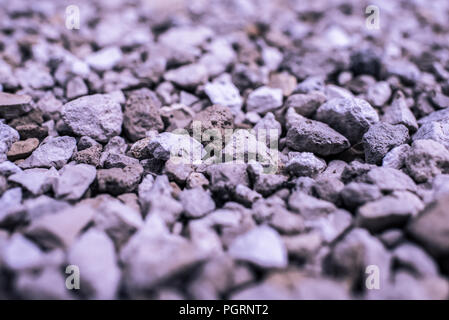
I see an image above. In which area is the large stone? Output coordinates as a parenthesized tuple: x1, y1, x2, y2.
(96, 164, 143, 195)
(204, 74, 243, 115)
(246, 86, 283, 115)
(19, 136, 76, 169)
(6, 138, 39, 161)
(68, 229, 121, 299)
(25, 204, 96, 249)
(120, 216, 207, 291)
(405, 139, 449, 183)
(286, 113, 350, 156)
(228, 225, 288, 268)
(362, 122, 409, 164)
(0, 92, 32, 119)
(316, 98, 379, 144)
(179, 187, 216, 218)
(53, 164, 97, 200)
(357, 191, 424, 232)
(62, 94, 123, 143)
(9, 167, 58, 195)
(408, 195, 449, 257)
(123, 88, 164, 142)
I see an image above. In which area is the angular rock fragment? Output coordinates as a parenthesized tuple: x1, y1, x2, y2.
(148, 132, 205, 164)
(362, 122, 409, 164)
(204, 74, 243, 115)
(284, 91, 326, 117)
(285, 152, 326, 177)
(164, 63, 208, 89)
(382, 91, 418, 132)
(6, 138, 39, 161)
(340, 182, 382, 209)
(316, 98, 379, 144)
(120, 217, 207, 291)
(228, 225, 288, 268)
(408, 195, 449, 257)
(9, 167, 58, 195)
(179, 187, 216, 218)
(25, 204, 96, 249)
(62, 94, 123, 143)
(362, 167, 417, 193)
(413, 120, 449, 150)
(246, 86, 283, 114)
(123, 88, 164, 141)
(286, 113, 350, 156)
(0, 122, 19, 161)
(405, 139, 449, 183)
(85, 47, 122, 71)
(356, 191, 424, 232)
(19, 136, 76, 169)
(53, 164, 96, 200)
(68, 229, 121, 299)
(96, 164, 143, 195)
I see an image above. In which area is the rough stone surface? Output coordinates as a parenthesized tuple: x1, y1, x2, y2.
(124, 88, 164, 142)
(405, 139, 449, 183)
(19, 136, 76, 169)
(246, 86, 283, 115)
(316, 98, 379, 144)
(362, 122, 410, 164)
(62, 94, 123, 143)
(228, 225, 288, 268)
(286, 113, 350, 156)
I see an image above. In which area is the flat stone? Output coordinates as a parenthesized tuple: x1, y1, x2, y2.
(25, 204, 96, 249)
(7, 138, 39, 161)
(0, 92, 32, 119)
(363, 167, 417, 193)
(8, 167, 58, 195)
(357, 191, 424, 232)
(19, 136, 76, 169)
(53, 164, 97, 200)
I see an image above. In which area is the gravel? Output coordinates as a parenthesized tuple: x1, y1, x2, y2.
(1, 0, 449, 301)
